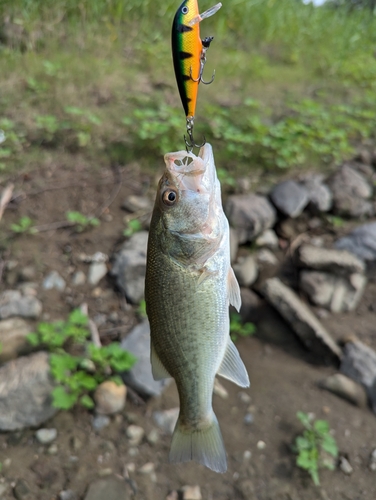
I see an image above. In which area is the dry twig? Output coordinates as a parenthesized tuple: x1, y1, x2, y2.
(80, 303, 102, 347)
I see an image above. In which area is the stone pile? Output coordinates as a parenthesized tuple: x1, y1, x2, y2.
(0, 151, 375, 499)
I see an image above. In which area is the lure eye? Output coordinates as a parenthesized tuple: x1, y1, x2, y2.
(181, 6, 189, 14)
(162, 189, 178, 206)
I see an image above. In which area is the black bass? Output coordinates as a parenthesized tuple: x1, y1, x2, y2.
(145, 143, 249, 473)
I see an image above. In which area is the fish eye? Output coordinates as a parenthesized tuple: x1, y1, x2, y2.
(162, 189, 178, 206)
(182, 6, 189, 14)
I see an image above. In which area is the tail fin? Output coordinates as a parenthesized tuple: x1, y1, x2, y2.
(169, 411, 227, 473)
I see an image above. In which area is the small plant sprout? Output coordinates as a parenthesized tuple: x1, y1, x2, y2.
(66, 211, 100, 232)
(137, 299, 147, 319)
(27, 309, 136, 410)
(294, 411, 338, 486)
(10, 216, 37, 234)
(230, 312, 256, 342)
(123, 218, 142, 237)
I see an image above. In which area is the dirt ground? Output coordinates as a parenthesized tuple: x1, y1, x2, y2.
(0, 156, 376, 500)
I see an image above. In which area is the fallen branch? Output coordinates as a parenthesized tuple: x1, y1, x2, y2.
(33, 220, 76, 232)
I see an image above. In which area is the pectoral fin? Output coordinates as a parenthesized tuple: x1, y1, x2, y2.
(217, 339, 250, 388)
(151, 343, 171, 381)
(227, 267, 241, 311)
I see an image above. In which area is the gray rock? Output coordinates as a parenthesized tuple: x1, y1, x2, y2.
(84, 477, 132, 500)
(270, 180, 309, 217)
(0, 352, 57, 430)
(59, 490, 78, 500)
(239, 288, 264, 324)
(300, 271, 367, 312)
(300, 175, 332, 213)
(13, 479, 33, 500)
(92, 415, 111, 431)
(255, 229, 279, 250)
(233, 255, 258, 287)
(225, 194, 276, 244)
(0, 317, 33, 363)
(341, 341, 376, 412)
(0, 483, 9, 497)
(336, 222, 376, 262)
(261, 278, 341, 358)
(297, 244, 365, 275)
(339, 456, 353, 475)
(43, 271, 66, 291)
(121, 320, 170, 397)
(35, 428, 57, 444)
(319, 373, 367, 407)
(181, 485, 202, 500)
(256, 249, 279, 284)
(153, 407, 179, 435)
(88, 262, 107, 286)
(111, 231, 148, 303)
(122, 195, 152, 213)
(126, 424, 144, 445)
(328, 164, 373, 217)
(369, 449, 376, 471)
(71, 270, 86, 286)
(0, 290, 42, 320)
(19, 266, 37, 282)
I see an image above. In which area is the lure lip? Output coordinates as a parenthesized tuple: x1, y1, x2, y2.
(188, 2, 222, 27)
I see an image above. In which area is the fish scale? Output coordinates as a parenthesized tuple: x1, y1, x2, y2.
(145, 144, 249, 473)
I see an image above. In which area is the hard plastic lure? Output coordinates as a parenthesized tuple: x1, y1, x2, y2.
(172, 0, 222, 150)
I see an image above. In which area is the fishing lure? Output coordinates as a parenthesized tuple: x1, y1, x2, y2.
(172, 0, 222, 150)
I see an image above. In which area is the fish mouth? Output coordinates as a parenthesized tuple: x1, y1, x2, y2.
(164, 143, 215, 194)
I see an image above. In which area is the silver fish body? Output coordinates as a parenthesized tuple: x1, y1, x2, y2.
(145, 144, 249, 473)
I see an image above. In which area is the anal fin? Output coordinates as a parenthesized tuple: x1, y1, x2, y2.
(151, 343, 171, 381)
(217, 339, 250, 388)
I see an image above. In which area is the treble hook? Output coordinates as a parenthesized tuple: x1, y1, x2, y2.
(189, 37, 216, 85)
(184, 117, 206, 152)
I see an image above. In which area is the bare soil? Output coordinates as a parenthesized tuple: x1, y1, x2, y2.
(0, 156, 376, 500)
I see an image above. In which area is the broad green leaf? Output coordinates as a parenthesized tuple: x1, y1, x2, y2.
(295, 436, 311, 451)
(321, 435, 338, 457)
(51, 386, 77, 410)
(50, 353, 79, 381)
(314, 419, 330, 435)
(26, 333, 40, 346)
(68, 309, 88, 326)
(80, 394, 95, 409)
(297, 411, 312, 429)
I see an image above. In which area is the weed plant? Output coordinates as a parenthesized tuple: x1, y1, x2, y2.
(294, 411, 338, 486)
(27, 309, 136, 410)
(1, 0, 376, 175)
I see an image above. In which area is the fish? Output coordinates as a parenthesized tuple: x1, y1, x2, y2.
(145, 143, 250, 473)
(171, 0, 222, 120)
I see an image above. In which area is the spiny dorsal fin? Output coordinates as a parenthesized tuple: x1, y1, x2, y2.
(217, 338, 250, 388)
(150, 342, 171, 381)
(227, 267, 241, 312)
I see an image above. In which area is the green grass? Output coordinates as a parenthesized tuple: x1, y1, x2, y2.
(1, 0, 376, 176)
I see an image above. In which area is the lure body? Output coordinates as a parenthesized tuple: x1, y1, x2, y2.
(172, 0, 221, 121)
(172, 0, 202, 119)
